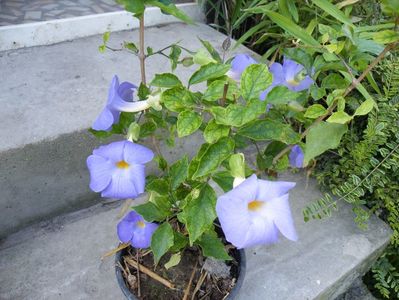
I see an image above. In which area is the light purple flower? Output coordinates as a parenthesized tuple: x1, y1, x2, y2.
(289, 145, 304, 168)
(117, 211, 158, 248)
(260, 57, 313, 100)
(93, 75, 150, 131)
(87, 140, 154, 199)
(216, 174, 297, 249)
(227, 54, 257, 81)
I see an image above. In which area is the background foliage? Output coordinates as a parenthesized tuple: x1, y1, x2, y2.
(201, 0, 399, 298)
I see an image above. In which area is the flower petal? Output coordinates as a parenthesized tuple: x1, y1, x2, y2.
(86, 155, 113, 192)
(93, 140, 125, 163)
(107, 75, 119, 105)
(229, 54, 257, 81)
(242, 215, 279, 248)
(256, 179, 296, 200)
(291, 76, 313, 92)
(216, 194, 251, 249)
(282, 58, 303, 81)
(123, 141, 154, 165)
(129, 164, 146, 195)
(101, 168, 138, 199)
(289, 145, 304, 168)
(269, 62, 285, 84)
(117, 218, 135, 243)
(92, 107, 115, 131)
(223, 174, 258, 203)
(132, 222, 158, 248)
(264, 193, 298, 241)
(118, 82, 137, 102)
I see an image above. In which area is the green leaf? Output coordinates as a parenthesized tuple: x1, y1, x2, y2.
(151, 73, 182, 88)
(192, 137, 235, 179)
(210, 99, 267, 127)
(169, 156, 189, 190)
(146, 178, 169, 195)
(279, 0, 299, 23)
(304, 121, 347, 164)
(89, 128, 112, 139)
(310, 85, 326, 100)
(169, 45, 181, 71)
(203, 120, 230, 144)
(229, 153, 245, 178)
(146, 0, 193, 24)
(138, 83, 151, 100)
(196, 232, 231, 260)
(161, 87, 195, 112)
(326, 111, 352, 124)
(127, 122, 140, 141)
(151, 222, 174, 263)
(170, 231, 188, 252)
(373, 30, 399, 44)
(189, 63, 230, 85)
(265, 85, 301, 104)
(124, 42, 138, 52)
(283, 48, 313, 72)
(354, 99, 374, 116)
(304, 104, 327, 119)
(164, 253, 181, 269)
(263, 10, 321, 48)
(177, 111, 202, 137)
(134, 201, 169, 222)
(237, 119, 301, 144)
(178, 184, 217, 244)
(241, 64, 272, 101)
(212, 171, 234, 192)
(321, 73, 347, 89)
(311, 0, 353, 26)
(117, 0, 145, 16)
(139, 120, 157, 137)
(199, 38, 222, 63)
(203, 80, 239, 102)
(102, 31, 110, 43)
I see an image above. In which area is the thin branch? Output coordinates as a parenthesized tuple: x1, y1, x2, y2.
(182, 260, 198, 300)
(124, 257, 176, 289)
(139, 16, 146, 85)
(272, 42, 398, 165)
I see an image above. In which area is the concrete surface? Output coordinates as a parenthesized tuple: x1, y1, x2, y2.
(0, 173, 391, 300)
(0, 3, 203, 51)
(0, 23, 253, 238)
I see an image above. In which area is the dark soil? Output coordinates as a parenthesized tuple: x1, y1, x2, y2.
(117, 246, 241, 300)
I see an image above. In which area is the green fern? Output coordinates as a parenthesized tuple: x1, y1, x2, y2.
(308, 57, 399, 298)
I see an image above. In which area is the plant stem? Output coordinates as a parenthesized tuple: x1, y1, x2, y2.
(272, 42, 398, 165)
(139, 16, 146, 85)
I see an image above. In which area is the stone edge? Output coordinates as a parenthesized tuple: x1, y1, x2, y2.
(0, 3, 204, 51)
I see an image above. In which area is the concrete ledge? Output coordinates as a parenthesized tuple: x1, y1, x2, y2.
(0, 3, 204, 51)
(0, 173, 391, 300)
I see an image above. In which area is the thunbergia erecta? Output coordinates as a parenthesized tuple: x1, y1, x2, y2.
(260, 57, 314, 100)
(117, 211, 158, 248)
(227, 54, 257, 81)
(216, 174, 298, 249)
(87, 140, 154, 199)
(289, 145, 304, 168)
(92, 75, 150, 131)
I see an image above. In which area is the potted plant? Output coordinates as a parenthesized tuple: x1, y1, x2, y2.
(86, 0, 397, 299)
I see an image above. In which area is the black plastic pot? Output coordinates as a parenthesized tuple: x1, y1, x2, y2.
(115, 246, 246, 300)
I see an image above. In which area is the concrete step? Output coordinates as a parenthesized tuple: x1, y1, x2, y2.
(0, 172, 391, 300)
(0, 22, 253, 238)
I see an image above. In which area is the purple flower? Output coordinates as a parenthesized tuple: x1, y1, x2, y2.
(93, 75, 150, 131)
(260, 57, 313, 100)
(289, 145, 304, 168)
(117, 211, 158, 248)
(87, 140, 154, 199)
(227, 54, 257, 81)
(216, 174, 298, 249)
